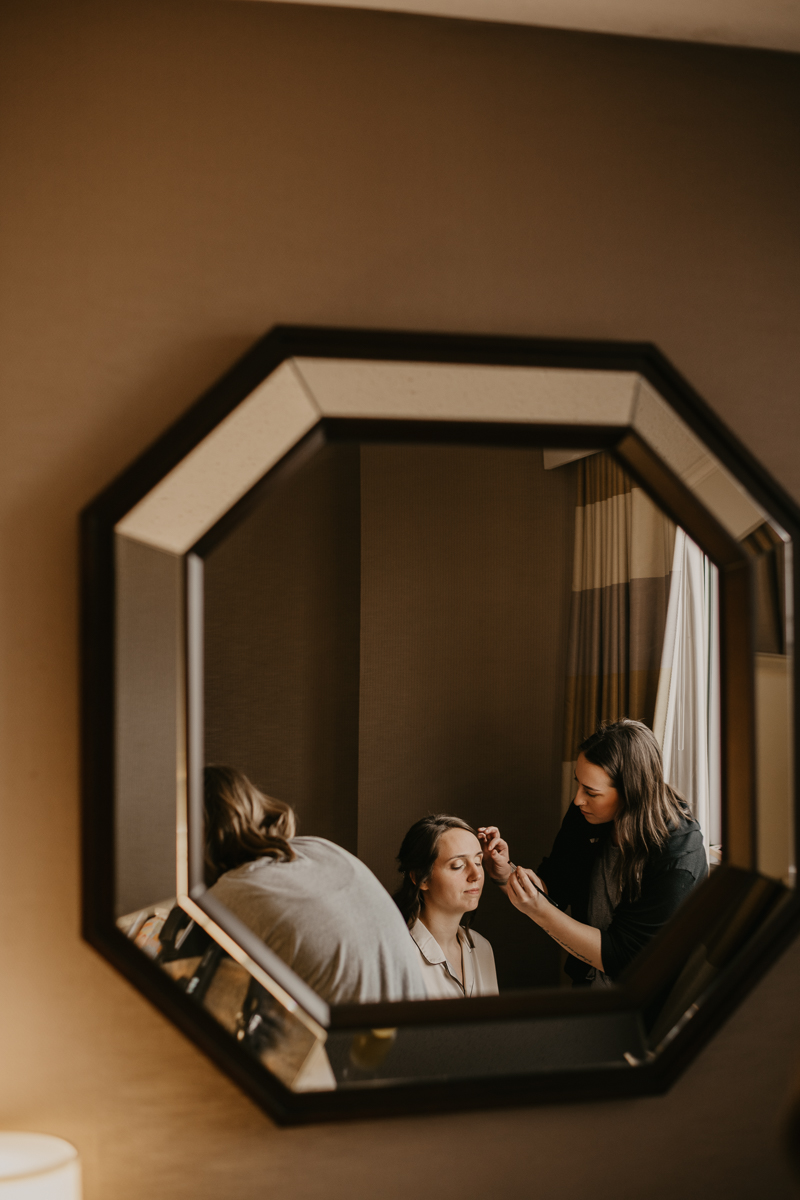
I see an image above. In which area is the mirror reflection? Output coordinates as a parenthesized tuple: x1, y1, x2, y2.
(110, 357, 795, 1098)
(196, 442, 726, 1004)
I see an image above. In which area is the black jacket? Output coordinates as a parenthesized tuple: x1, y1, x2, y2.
(536, 802, 707, 984)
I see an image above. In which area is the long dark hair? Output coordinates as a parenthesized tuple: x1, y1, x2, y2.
(203, 765, 296, 887)
(579, 719, 688, 900)
(394, 814, 478, 929)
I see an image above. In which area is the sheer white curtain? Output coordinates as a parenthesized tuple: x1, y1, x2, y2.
(653, 529, 721, 860)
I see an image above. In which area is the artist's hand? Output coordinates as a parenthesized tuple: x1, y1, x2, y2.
(507, 866, 548, 921)
(477, 826, 513, 883)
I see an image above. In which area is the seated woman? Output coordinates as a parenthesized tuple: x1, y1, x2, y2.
(205, 766, 425, 1006)
(480, 719, 707, 987)
(395, 815, 498, 999)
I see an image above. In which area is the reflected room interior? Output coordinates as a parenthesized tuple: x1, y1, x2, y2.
(204, 440, 583, 994)
(106, 352, 796, 1099)
(199, 440, 720, 995)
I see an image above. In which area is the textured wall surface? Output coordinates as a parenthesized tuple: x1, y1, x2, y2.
(204, 442, 362, 854)
(1, 1, 799, 1197)
(358, 444, 576, 987)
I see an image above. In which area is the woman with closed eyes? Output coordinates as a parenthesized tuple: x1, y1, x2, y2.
(395, 814, 498, 999)
(479, 719, 707, 988)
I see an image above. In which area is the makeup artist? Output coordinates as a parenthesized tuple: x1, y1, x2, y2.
(479, 719, 707, 987)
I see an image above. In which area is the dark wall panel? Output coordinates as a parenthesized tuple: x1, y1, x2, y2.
(358, 444, 577, 989)
(203, 442, 361, 853)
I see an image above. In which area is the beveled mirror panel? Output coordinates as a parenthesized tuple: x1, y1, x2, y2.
(82, 328, 799, 1122)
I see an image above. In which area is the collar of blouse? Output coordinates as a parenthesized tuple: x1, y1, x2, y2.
(410, 919, 476, 996)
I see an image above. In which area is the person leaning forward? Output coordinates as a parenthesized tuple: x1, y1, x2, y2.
(479, 719, 707, 988)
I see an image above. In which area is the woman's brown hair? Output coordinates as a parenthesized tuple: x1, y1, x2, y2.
(203, 765, 296, 887)
(579, 719, 689, 901)
(394, 814, 478, 929)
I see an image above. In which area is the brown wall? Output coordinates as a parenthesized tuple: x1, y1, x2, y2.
(204, 441, 362, 853)
(358, 444, 576, 987)
(2, 1, 800, 1197)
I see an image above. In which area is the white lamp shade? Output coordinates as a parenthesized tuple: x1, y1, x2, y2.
(0, 1134, 81, 1199)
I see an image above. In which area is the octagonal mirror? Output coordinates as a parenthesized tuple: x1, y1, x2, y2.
(82, 327, 800, 1122)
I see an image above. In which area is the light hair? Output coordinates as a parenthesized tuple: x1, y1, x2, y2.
(203, 765, 296, 887)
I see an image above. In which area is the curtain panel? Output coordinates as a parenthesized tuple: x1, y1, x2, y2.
(653, 529, 721, 857)
(562, 454, 676, 810)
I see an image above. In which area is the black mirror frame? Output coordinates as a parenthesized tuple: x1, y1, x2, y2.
(81, 326, 800, 1124)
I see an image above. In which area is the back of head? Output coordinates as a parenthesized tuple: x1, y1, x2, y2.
(394, 813, 477, 929)
(203, 765, 297, 887)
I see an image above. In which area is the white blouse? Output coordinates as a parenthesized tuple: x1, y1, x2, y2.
(409, 919, 499, 999)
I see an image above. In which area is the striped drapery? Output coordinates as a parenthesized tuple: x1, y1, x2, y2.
(561, 454, 676, 810)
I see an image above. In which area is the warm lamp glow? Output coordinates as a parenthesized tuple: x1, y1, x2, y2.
(0, 1134, 81, 1198)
